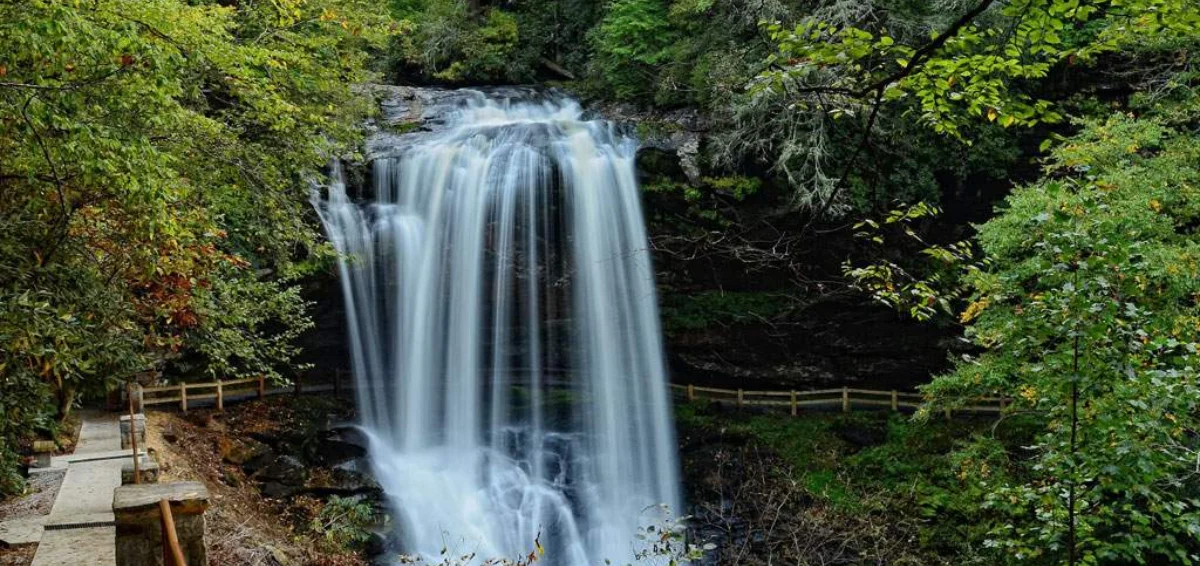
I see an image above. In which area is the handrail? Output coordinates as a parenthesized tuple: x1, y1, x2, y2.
(127, 382, 140, 485)
(159, 498, 187, 566)
(673, 382, 1010, 418)
(137, 375, 269, 413)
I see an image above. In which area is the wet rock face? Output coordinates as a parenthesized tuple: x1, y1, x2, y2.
(665, 296, 961, 390)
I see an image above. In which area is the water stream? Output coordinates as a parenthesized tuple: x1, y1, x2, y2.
(313, 90, 681, 565)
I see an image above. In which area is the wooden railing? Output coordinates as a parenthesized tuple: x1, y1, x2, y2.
(670, 384, 1009, 419)
(137, 376, 266, 412)
(159, 498, 187, 566)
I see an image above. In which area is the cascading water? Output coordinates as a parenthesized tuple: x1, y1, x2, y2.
(313, 90, 682, 565)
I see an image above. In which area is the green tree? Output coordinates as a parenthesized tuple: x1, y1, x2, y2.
(926, 115, 1200, 564)
(0, 0, 387, 495)
(751, 0, 1200, 215)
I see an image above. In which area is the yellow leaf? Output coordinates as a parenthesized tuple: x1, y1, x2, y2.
(960, 298, 989, 323)
(987, 108, 998, 122)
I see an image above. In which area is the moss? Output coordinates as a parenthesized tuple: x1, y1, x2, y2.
(388, 121, 422, 135)
(635, 119, 684, 140)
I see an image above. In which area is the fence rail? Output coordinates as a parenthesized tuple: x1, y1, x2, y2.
(131, 374, 1008, 420)
(670, 383, 1009, 419)
(137, 376, 267, 412)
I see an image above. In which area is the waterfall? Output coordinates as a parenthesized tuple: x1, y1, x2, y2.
(313, 90, 682, 565)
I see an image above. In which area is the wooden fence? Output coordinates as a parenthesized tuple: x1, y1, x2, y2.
(132, 375, 1008, 419)
(136, 376, 267, 412)
(670, 384, 1009, 419)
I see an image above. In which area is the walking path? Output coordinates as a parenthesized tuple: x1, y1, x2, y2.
(14, 411, 129, 566)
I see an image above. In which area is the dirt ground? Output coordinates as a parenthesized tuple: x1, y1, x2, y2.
(0, 471, 65, 524)
(0, 544, 35, 566)
(145, 399, 367, 566)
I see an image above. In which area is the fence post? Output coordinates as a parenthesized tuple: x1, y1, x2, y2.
(891, 390, 899, 412)
(215, 382, 224, 412)
(137, 385, 145, 413)
(687, 384, 695, 402)
(944, 407, 952, 421)
(841, 387, 850, 413)
(790, 390, 797, 416)
(998, 398, 1007, 411)
(180, 384, 188, 413)
(736, 389, 744, 410)
(257, 375, 265, 400)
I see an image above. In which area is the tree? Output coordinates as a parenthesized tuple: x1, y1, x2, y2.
(925, 114, 1200, 564)
(748, 0, 1200, 215)
(0, 0, 387, 495)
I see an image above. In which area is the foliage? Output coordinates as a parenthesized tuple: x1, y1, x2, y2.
(843, 202, 982, 321)
(925, 114, 1200, 564)
(676, 403, 1036, 563)
(0, 0, 387, 495)
(310, 495, 379, 550)
(390, 0, 528, 83)
(741, 0, 1200, 214)
(588, 0, 678, 101)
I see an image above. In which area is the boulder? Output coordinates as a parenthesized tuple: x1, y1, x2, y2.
(314, 437, 366, 467)
(258, 455, 308, 486)
(364, 532, 387, 557)
(303, 466, 381, 497)
(241, 447, 277, 476)
(260, 481, 302, 500)
(221, 437, 270, 466)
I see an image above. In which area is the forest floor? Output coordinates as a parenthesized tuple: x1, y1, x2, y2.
(145, 397, 369, 566)
(675, 401, 1034, 565)
(0, 472, 55, 566)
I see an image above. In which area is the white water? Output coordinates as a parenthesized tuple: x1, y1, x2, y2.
(314, 90, 682, 565)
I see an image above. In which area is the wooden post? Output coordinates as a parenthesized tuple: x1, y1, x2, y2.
(842, 387, 850, 413)
(687, 384, 695, 402)
(944, 407, 952, 421)
(127, 382, 140, 485)
(790, 390, 797, 416)
(257, 375, 265, 400)
(137, 384, 145, 413)
(736, 389, 744, 410)
(180, 384, 188, 413)
(891, 390, 899, 412)
(158, 499, 187, 566)
(215, 382, 224, 412)
(998, 398, 1007, 411)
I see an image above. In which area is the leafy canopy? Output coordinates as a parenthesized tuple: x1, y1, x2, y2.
(0, 0, 387, 495)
